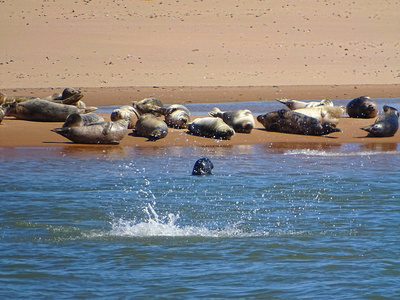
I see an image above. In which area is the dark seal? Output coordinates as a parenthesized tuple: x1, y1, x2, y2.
(192, 158, 214, 175)
(346, 96, 378, 118)
(360, 105, 399, 137)
(257, 109, 341, 136)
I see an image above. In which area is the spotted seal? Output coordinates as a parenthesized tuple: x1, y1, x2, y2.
(132, 114, 168, 141)
(51, 114, 129, 144)
(192, 158, 214, 175)
(293, 105, 345, 127)
(208, 107, 255, 133)
(6, 98, 96, 122)
(111, 105, 139, 129)
(152, 104, 191, 129)
(277, 98, 333, 110)
(187, 117, 235, 140)
(257, 109, 341, 136)
(132, 97, 164, 116)
(346, 96, 378, 118)
(62, 113, 105, 127)
(360, 105, 399, 137)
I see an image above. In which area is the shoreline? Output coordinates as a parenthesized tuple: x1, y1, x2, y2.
(1, 84, 399, 149)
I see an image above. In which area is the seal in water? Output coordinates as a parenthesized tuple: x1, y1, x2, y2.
(62, 113, 105, 127)
(257, 109, 341, 136)
(187, 117, 235, 140)
(277, 98, 333, 110)
(153, 104, 191, 129)
(5, 98, 96, 122)
(192, 158, 214, 175)
(293, 105, 346, 127)
(346, 96, 378, 118)
(132, 114, 168, 141)
(132, 97, 164, 116)
(51, 115, 129, 144)
(360, 105, 399, 137)
(208, 107, 255, 133)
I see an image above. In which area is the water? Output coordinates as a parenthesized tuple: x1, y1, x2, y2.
(1, 143, 399, 299)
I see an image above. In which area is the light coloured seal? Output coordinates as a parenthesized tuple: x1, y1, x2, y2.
(132, 97, 164, 116)
(346, 96, 378, 118)
(154, 104, 191, 129)
(277, 98, 333, 110)
(111, 105, 139, 129)
(187, 117, 235, 140)
(209, 107, 255, 133)
(257, 109, 341, 136)
(6, 98, 96, 122)
(132, 114, 168, 141)
(62, 113, 105, 128)
(51, 115, 129, 144)
(293, 105, 346, 127)
(360, 105, 399, 137)
(0, 105, 7, 124)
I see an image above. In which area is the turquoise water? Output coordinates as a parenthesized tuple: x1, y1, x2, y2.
(1, 143, 399, 299)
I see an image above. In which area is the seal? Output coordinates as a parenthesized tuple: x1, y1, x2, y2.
(0, 105, 7, 124)
(51, 114, 129, 144)
(0, 91, 62, 105)
(132, 114, 168, 141)
(187, 117, 235, 140)
(152, 104, 191, 129)
(346, 96, 378, 118)
(277, 98, 333, 110)
(132, 97, 164, 116)
(111, 105, 139, 129)
(360, 105, 399, 137)
(293, 105, 346, 127)
(62, 113, 105, 127)
(6, 98, 97, 122)
(192, 158, 214, 175)
(257, 109, 341, 136)
(208, 107, 255, 133)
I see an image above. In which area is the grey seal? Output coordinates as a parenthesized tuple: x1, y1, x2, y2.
(192, 158, 214, 175)
(360, 105, 399, 137)
(257, 109, 341, 136)
(132, 97, 164, 116)
(62, 113, 105, 127)
(132, 114, 168, 141)
(187, 117, 235, 140)
(346, 96, 378, 118)
(277, 98, 333, 110)
(111, 105, 139, 129)
(154, 104, 191, 129)
(293, 105, 346, 127)
(208, 107, 255, 133)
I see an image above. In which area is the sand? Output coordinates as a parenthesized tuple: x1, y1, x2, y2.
(0, 0, 399, 149)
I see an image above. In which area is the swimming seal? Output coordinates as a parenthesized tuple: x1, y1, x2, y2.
(293, 105, 345, 127)
(360, 105, 399, 137)
(277, 99, 333, 110)
(187, 117, 235, 140)
(257, 109, 341, 136)
(132, 114, 168, 141)
(6, 98, 96, 122)
(62, 113, 105, 127)
(51, 114, 129, 144)
(192, 158, 214, 175)
(208, 107, 255, 133)
(346, 96, 378, 118)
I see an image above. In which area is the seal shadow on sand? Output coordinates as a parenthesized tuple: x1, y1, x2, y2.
(254, 127, 339, 139)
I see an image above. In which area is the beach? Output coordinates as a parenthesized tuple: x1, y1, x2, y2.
(0, 0, 399, 148)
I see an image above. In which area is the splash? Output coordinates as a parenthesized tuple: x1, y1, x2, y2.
(108, 203, 258, 238)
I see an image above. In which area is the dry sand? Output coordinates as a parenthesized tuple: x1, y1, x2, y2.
(0, 0, 399, 150)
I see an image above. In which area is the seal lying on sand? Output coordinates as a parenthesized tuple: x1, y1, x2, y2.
(62, 113, 105, 127)
(6, 98, 96, 122)
(208, 107, 255, 133)
(360, 105, 399, 137)
(133, 97, 164, 116)
(257, 109, 341, 136)
(111, 105, 139, 129)
(192, 158, 214, 175)
(154, 104, 191, 129)
(346, 96, 378, 118)
(277, 99, 333, 110)
(52, 114, 129, 144)
(187, 117, 235, 140)
(293, 105, 345, 127)
(0, 105, 7, 124)
(132, 114, 168, 141)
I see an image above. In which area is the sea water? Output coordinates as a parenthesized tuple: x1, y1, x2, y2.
(1, 144, 399, 299)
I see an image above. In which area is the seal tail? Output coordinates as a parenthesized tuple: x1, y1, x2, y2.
(208, 107, 223, 118)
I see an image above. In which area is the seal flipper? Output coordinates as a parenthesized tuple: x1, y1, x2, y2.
(102, 122, 113, 135)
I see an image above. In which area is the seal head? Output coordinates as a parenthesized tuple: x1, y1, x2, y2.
(192, 158, 214, 175)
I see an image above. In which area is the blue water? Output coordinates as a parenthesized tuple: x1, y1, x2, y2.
(1, 143, 399, 299)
